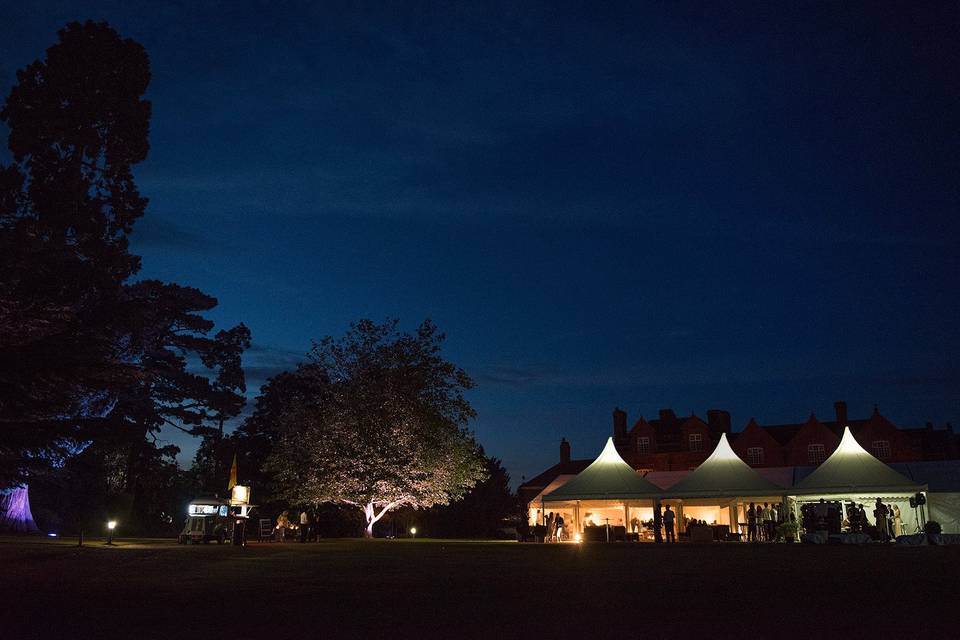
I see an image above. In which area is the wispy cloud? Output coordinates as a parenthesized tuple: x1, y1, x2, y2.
(130, 216, 209, 252)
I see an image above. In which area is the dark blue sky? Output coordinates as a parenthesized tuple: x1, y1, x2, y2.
(3, 2, 958, 482)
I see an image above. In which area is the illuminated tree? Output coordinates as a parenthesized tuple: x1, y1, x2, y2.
(258, 319, 487, 537)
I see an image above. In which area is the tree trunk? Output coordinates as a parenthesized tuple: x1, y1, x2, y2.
(363, 502, 376, 538)
(362, 500, 400, 538)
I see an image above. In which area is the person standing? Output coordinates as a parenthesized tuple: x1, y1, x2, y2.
(555, 514, 565, 542)
(663, 505, 676, 543)
(763, 503, 775, 542)
(747, 503, 757, 543)
(276, 510, 290, 542)
(874, 498, 890, 542)
(299, 510, 309, 543)
(755, 504, 765, 541)
(892, 504, 903, 538)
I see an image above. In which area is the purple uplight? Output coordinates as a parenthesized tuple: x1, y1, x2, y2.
(0, 485, 41, 533)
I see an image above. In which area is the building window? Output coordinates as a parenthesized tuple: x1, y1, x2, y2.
(872, 440, 891, 460)
(808, 443, 826, 465)
(636, 437, 650, 454)
(747, 447, 765, 465)
(688, 433, 703, 452)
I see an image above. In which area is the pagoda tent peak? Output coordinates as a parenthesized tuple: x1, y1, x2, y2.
(794, 426, 925, 495)
(543, 437, 661, 502)
(664, 433, 785, 499)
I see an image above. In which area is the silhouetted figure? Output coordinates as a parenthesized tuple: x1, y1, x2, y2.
(663, 505, 676, 543)
(555, 514, 564, 541)
(747, 503, 757, 543)
(762, 502, 775, 542)
(874, 498, 890, 541)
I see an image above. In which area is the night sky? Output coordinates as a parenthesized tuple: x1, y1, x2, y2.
(2, 2, 958, 483)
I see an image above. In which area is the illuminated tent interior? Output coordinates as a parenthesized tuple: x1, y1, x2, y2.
(541, 437, 661, 539)
(661, 433, 786, 535)
(791, 426, 927, 533)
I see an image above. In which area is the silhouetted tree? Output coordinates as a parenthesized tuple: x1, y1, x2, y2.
(409, 453, 515, 538)
(258, 319, 487, 536)
(112, 281, 250, 501)
(0, 21, 151, 484)
(0, 22, 250, 502)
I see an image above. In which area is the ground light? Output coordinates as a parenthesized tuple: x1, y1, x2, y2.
(573, 533, 582, 543)
(106, 520, 117, 546)
(410, 527, 417, 539)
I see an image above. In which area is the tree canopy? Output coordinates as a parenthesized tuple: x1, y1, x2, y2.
(253, 319, 487, 536)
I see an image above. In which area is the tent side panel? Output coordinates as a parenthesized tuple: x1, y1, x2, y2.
(929, 492, 960, 534)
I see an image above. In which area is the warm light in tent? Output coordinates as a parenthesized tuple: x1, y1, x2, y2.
(574, 533, 582, 543)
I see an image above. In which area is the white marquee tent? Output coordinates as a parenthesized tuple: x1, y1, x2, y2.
(794, 427, 925, 496)
(660, 433, 786, 536)
(542, 437, 661, 538)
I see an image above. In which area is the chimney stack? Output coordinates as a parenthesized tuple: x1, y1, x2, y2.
(613, 408, 627, 440)
(560, 438, 571, 464)
(834, 401, 848, 428)
(707, 409, 732, 434)
(658, 408, 677, 425)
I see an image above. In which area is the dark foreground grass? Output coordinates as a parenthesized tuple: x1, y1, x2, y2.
(1, 536, 957, 639)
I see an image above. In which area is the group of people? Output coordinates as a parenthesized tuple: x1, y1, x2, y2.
(274, 509, 317, 542)
(802, 497, 905, 541)
(542, 511, 566, 542)
(848, 498, 903, 540)
(746, 502, 784, 542)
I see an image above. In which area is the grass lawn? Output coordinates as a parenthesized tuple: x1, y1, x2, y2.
(1, 536, 957, 639)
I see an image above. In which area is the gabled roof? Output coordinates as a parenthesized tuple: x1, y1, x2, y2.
(795, 427, 925, 495)
(664, 433, 785, 498)
(519, 459, 592, 490)
(543, 437, 661, 501)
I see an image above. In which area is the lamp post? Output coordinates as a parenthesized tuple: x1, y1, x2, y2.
(106, 520, 117, 546)
(409, 526, 417, 539)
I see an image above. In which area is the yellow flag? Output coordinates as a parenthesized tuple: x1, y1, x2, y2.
(227, 452, 238, 490)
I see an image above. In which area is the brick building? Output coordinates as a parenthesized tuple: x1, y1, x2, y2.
(519, 401, 957, 509)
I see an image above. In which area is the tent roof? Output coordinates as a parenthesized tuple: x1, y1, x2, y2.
(543, 437, 661, 501)
(664, 433, 785, 498)
(795, 426, 925, 495)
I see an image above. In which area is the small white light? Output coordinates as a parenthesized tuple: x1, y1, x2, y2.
(47, 532, 58, 537)
(107, 520, 117, 530)
(409, 527, 417, 535)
